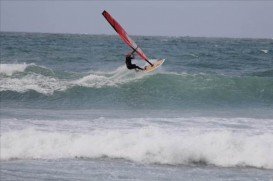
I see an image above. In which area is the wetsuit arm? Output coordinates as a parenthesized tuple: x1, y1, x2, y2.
(129, 49, 137, 56)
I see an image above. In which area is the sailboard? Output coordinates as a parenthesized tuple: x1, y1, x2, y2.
(144, 59, 165, 73)
(102, 10, 164, 71)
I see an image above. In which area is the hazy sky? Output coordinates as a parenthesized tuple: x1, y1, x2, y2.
(1, 1, 273, 38)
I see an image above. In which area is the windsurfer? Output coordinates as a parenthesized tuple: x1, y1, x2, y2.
(125, 51, 145, 71)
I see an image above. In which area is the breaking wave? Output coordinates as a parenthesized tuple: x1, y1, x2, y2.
(0, 63, 146, 94)
(1, 63, 273, 108)
(0, 63, 30, 76)
(1, 127, 273, 169)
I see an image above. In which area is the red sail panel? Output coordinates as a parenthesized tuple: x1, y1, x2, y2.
(102, 10, 149, 62)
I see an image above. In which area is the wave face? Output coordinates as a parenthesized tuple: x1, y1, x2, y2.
(1, 63, 273, 109)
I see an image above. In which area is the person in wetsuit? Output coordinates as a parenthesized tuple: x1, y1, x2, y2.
(125, 52, 144, 71)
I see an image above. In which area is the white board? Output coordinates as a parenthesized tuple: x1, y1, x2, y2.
(143, 59, 165, 73)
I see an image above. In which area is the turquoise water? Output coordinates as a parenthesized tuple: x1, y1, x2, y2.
(1, 32, 273, 180)
(1, 32, 273, 111)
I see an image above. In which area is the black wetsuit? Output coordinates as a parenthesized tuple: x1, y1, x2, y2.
(125, 56, 143, 70)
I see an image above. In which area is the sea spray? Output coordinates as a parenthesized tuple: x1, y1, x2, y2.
(0, 63, 30, 76)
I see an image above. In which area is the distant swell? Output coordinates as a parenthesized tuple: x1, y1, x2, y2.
(1, 128, 273, 169)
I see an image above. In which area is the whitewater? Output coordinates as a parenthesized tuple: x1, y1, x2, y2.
(1, 32, 273, 180)
(2, 117, 273, 169)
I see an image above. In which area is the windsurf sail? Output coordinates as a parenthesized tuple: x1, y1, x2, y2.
(102, 10, 151, 64)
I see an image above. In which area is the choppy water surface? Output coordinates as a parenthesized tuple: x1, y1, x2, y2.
(1, 32, 273, 180)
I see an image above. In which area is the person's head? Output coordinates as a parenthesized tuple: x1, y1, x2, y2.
(126, 53, 134, 59)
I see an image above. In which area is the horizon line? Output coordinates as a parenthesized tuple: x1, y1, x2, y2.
(1, 30, 272, 41)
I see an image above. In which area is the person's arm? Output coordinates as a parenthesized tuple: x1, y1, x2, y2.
(130, 49, 137, 55)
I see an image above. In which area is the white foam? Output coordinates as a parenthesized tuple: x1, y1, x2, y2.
(261, 50, 268, 54)
(0, 63, 30, 76)
(75, 74, 117, 88)
(0, 63, 219, 95)
(73, 66, 146, 88)
(0, 64, 152, 94)
(1, 127, 273, 169)
(0, 74, 68, 95)
(2, 117, 272, 135)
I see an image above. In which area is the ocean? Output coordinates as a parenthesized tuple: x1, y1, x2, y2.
(1, 32, 273, 180)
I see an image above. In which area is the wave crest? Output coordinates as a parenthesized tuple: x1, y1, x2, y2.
(1, 128, 273, 169)
(1, 64, 273, 108)
(0, 63, 30, 76)
(0, 64, 149, 94)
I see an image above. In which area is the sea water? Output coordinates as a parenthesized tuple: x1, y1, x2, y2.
(1, 32, 273, 180)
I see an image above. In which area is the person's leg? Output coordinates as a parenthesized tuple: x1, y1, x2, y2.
(126, 65, 134, 70)
(131, 64, 143, 70)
